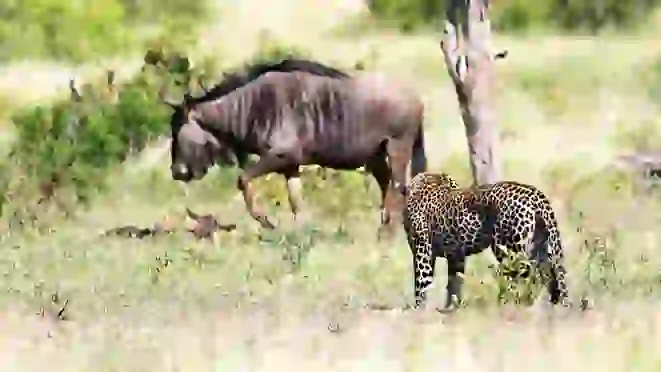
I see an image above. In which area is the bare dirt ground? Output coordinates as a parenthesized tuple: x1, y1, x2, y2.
(3, 1, 661, 371)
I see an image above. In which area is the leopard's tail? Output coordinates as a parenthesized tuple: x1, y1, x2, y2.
(535, 197, 570, 306)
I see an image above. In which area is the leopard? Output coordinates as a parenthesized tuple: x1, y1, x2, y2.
(398, 172, 571, 311)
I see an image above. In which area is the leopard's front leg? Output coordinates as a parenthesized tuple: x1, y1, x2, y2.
(409, 229, 435, 309)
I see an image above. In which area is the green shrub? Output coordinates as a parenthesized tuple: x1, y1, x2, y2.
(7, 75, 165, 203)
(366, 0, 445, 33)
(366, 0, 661, 33)
(1, 49, 205, 223)
(248, 32, 313, 66)
(549, 0, 658, 32)
(0, 0, 212, 62)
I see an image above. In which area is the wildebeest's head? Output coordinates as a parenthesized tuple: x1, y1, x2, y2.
(160, 87, 236, 183)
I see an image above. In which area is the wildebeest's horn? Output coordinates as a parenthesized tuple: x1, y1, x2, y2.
(197, 75, 209, 93)
(185, 207, 201, 221)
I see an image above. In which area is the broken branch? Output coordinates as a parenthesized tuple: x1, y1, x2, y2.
(494, 50, 508, 60)
(69, 78, 82, 102)
(440, 20, 463, 87)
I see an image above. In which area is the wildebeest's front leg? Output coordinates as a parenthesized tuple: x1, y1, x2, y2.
(283, 167, 304, 221)
(238, 154, 294, 229)
(365, 155, 391, 226)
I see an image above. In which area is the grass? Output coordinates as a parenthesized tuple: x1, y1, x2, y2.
(3, 0, 661, 370)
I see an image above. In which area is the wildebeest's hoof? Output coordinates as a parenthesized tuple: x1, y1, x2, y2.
(376, 226, 396, 242)
(578, 297, 591, 311)
(437, 296, 461, 314)
(436, 305, 459, 314)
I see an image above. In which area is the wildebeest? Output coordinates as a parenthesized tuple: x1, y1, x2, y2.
(195, 58, 363, 181)
(185, 59, 370, 192)
(161, 59, 428, 234)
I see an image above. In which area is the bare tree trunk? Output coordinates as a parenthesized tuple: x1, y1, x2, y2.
(441, 0, 503, 186)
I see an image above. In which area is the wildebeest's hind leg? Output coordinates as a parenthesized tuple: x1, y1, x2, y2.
(365, 154, 391, 227)
(382, 138, 413, 234)
(442, 248, 466, 312)
(238, 153, 296, 229)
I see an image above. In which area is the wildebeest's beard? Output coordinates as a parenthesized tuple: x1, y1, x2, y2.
(170, 114, 223, 183)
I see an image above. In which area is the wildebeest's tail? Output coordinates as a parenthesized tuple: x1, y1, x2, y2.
(410, 121, 427, 179)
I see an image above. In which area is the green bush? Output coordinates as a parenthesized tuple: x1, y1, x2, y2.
(366, 0, 661, 33)
(0, 49, 206, 224)
(7, 74, 166, 204)
(0, 0, 212, 62)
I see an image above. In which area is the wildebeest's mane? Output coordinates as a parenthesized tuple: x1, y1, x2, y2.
(213, 68, 360, 152)
(189, 57, 351, 105)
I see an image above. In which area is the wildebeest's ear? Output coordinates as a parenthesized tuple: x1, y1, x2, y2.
(197, 75, 209, 94)
(183, 92, 194, 105)
(204, 131, 221, 149)
(69, 78, 82, 102)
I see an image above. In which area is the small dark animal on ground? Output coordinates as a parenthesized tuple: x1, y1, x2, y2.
(102, 208, 236, 241)
(400, 172, 571, 312)
(185, 207, 237, 240)
(103, 223, 174, 239)
(161, 58, 427, 237)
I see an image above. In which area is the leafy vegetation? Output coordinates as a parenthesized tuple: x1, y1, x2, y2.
(366, 0, 661, 33)
(0, 48, 214, 227)
(0, 0, 212, 61)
